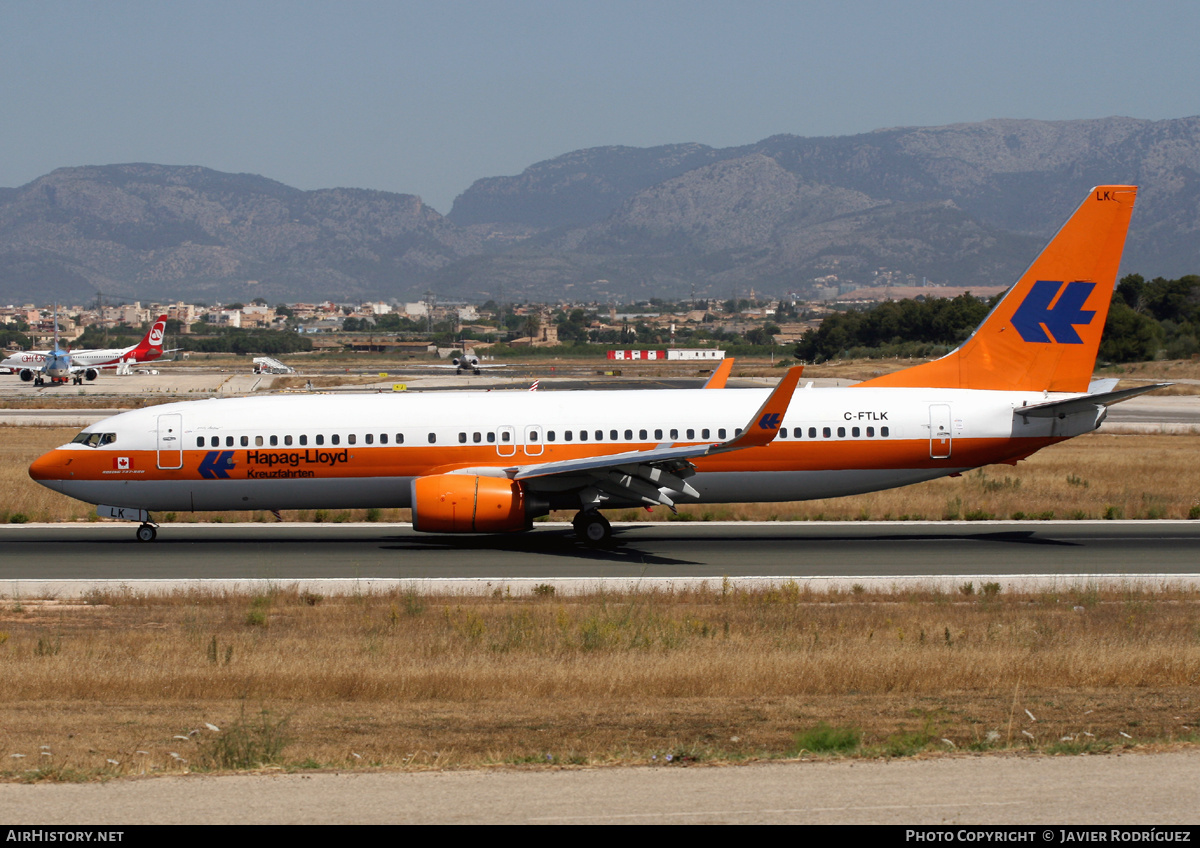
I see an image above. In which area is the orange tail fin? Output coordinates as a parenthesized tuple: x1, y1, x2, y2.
(857, 186, 1137, 392)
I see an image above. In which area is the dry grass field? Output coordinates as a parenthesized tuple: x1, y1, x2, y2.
(0, 583, 1197, 780)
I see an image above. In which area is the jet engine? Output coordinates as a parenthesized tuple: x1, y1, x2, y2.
(18, 369, 34, 382)
(410, 474, 541, 533)
(85, 369, 98, 381)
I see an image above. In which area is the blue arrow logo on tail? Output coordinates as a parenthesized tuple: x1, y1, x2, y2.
(198, 450, 236, 479)
(1010, 280, 1097, 344)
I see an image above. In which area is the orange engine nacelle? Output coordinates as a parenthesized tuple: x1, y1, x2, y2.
(410, 474, 532, 533)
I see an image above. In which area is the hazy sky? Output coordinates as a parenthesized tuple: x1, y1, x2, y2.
(3, 0, 1198, 214)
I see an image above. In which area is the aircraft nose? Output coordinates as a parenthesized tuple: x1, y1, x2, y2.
(29, 449, 70, 486)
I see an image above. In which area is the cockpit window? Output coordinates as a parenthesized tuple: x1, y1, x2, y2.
(71, 432, 116, 448)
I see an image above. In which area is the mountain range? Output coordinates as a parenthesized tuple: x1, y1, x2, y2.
(1, 116, 1197, 305)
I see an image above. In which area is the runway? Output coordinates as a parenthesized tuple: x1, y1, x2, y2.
(1, 521, 1197, 595)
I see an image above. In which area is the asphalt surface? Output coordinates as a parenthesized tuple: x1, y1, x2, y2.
(0, 521, 1197, 585)
(3, 751, 1199, 824)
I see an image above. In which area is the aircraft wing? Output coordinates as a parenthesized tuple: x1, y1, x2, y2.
(507, 367, 804, 510)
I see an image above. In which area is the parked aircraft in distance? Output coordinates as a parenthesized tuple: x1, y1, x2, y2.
(4, 315, 171, 384)
(31, 186, 1164, 543)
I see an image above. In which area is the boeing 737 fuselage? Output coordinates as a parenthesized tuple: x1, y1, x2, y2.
(30, 187, 1161, 543)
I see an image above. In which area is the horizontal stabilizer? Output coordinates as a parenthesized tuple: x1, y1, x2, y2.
(1014, 384, 1171, 418)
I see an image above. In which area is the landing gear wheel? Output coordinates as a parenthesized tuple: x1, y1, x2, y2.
(573, 512, 612, 545)
(135, 523, 157, 542)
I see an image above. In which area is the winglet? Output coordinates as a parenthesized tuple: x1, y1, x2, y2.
(711, 366, 804, 453)
(702, 357, 735, 389)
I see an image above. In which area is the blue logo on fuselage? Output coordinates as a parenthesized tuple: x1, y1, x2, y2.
(198, 451, 236, 479)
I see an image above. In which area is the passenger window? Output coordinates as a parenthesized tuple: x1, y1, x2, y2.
(837, 427, 846, 438)
(501, 432, 510, 442)
(794, 428, 803, 438)
(701, 429, 710, 439)
(473, 432, 481, 443)
(458, 433, 466, 443)
(428, 433, 436, 444)
(396, 434, 405, 444)
(881, 426, 890, 437)
(331, 435, 340, 445)
(211, 436, 220, 447)
(624, 429, 633, 441)
(299, 435, 307, 446)
(284, 435, 293, 446)
(779, 429, 787, 439)
(486, 432, 495, 443)
(654, 429, 663, 440)
(365, 434, 373, 444)
(670, 429, 678, 440)
(226, 436, 234, 447)
(564, 431, 573, 442)
(577, 431, 586, 441)
(639, 429, 647, 440)
(196, 437, 205, 448)
(256, 436, 264, 446)
(316, 435, 324, 446)
(867, 427, 874, 437)
(348, 434, 356, 445)
(822, 428, 831, 438)
(718, 429, 727, 439)
(852, 427, 860, 437)
(547, 431, 555, 441)
(379, 434, 387, 445)
(809, 427, 817, 438)
(241, 436, 249, 447)
(595, 430, 602, 441)
(529, 430, 540, 442)
(687, 429, 695, 440)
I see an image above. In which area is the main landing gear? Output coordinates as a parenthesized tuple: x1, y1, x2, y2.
(572, 511, 612, 545)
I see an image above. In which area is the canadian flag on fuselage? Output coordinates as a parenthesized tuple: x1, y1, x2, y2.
(856, 186, 1137, 394)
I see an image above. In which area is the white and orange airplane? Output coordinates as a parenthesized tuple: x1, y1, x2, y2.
(4, 315, 171, 384)
(30, 186, 1163, 543)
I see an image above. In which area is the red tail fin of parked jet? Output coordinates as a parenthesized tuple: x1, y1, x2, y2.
(857, 186, 1137, 393)
(127, 315, 169, 363)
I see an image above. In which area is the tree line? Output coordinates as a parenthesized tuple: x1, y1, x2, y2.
(793, 275, 1200, 364)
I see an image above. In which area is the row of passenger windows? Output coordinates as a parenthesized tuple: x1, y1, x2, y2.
(461, 427, 733, 444)
(779, 426, 891, 439)
(195, 425, 892, 448)
(198, 433, 406, 448)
